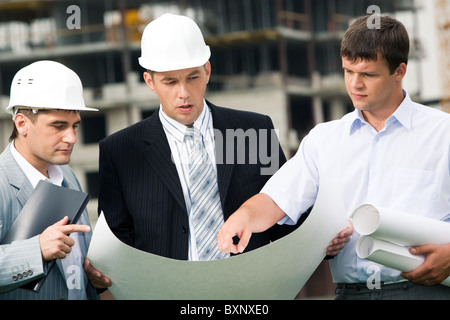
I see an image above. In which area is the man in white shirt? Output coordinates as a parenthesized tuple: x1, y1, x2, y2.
(218, 15, 450, 299)
(0, 60, 99, 299)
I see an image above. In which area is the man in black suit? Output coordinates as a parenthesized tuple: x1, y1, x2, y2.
(85, 13, 298, 290)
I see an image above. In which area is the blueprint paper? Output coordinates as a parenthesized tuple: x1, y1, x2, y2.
(352, 204, 450, 246)
(352, 204, 450, 287)
(87, 183, 347, 300)
(356, 235, 424, 271)
(356, 235, 450, 287)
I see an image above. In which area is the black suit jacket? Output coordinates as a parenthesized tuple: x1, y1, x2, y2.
(98, 101, 296, 260)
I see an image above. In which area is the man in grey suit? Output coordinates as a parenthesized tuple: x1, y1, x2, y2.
(0, 60, 99, 299)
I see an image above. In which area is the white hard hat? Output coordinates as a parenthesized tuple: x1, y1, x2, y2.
(138, 13, 211, 72)
(6, 60, 98, 115)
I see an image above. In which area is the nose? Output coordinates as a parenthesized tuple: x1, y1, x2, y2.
(178, 82, 189, 100)
(62, 127, 77, 145)
(350, 74, 364, 89)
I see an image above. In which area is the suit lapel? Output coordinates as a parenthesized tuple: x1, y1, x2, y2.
(141, 113, 187, 212)
(208, 102, 236, 206)
(139, 104, 236, 211)
(0, 145, 33, 211)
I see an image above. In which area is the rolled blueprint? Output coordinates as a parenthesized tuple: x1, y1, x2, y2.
(356, 235, 450, 287)
(352, 204, 450, 287)
(356, 235, 423, 271)
(352, 204, 450, 246)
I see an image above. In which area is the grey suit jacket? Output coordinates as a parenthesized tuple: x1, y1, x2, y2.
(0, 144, 98, 300)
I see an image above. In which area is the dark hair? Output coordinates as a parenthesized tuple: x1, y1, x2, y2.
(340, 15, 409, 74)
(146, 70, 155, 78)
(9, 109, 42, 142)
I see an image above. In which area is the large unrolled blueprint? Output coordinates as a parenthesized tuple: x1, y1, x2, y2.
(353, 204, 450, 286)
(86, 183, 348, 300)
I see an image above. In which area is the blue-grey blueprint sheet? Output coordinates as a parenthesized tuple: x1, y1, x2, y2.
(87, 183, 347, 300)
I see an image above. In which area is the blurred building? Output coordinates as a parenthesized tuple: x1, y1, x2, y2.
(0, 0, 432, 298)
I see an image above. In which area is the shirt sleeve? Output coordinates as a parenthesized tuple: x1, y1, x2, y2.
(260, 130, 320, 225)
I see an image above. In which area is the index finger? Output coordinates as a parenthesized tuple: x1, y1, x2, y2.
(60, 224, 91, 234)
(217, 228, 251, 254)
(401, 266, 428, 284)
(217, 229, 239, 254)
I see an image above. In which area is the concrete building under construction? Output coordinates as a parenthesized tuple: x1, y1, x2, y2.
(0, 0, 425, 298)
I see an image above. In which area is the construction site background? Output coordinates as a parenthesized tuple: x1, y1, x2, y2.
(0, 0, 448, 299)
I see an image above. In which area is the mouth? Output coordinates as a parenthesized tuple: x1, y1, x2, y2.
(178, 104, 193, 113)
(58, 148, 73, 154)
(352, 93, 368, 101)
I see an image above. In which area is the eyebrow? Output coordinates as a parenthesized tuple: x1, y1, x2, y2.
(161, 70, 201, 82)
(49, 120, 81, 126)
(342, 66, 378, 74)
(187, 70, 201, 77)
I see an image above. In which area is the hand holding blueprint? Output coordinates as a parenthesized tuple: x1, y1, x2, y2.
(86, 182, 348, 300)
(353, 204, 450, 286)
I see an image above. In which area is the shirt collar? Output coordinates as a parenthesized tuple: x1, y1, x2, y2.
(159, 100, 211, 142)
(348, 90, 412, 135)
(388, 90, 412, 129)
(348, 109, 366, 135)
(10, 142, 64, 188)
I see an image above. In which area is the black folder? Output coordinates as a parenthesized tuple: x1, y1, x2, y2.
(0, 179, 91, 291)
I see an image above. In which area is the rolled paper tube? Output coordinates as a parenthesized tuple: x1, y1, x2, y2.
(352, 204, 450, 247)
(356, 235, 450, 287)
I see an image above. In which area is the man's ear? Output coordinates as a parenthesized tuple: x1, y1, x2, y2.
(204, 61, 211, 84)
(395, 62, 407, 81)
(143, 71, 156, 93)
(14, 113, 29, 137)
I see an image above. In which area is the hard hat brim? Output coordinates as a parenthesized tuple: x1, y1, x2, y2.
(6, 105, 99, 114)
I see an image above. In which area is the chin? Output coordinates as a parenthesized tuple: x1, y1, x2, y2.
(52, 158, 71, 166)
(353, 103, 368, 111)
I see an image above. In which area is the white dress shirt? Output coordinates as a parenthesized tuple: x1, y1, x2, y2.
(10, 142, 87, 299)
(159, 100, 217, 260)
(261, 91, 450, 283)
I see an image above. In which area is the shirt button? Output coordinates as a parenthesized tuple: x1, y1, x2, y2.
(182, 226, 188, 233)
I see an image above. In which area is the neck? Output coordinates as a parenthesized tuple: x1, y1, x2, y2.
(361, 90, 405, 132)
(13, 140, 50, 178)
(361, 109, 395, 132)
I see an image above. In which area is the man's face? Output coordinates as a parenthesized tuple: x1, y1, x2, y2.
(14, 110, 81, 175)
(342, 54, 405, 116)
(144, 62, 211, 126)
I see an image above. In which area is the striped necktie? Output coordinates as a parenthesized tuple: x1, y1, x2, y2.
(186, 126, 229, 260)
